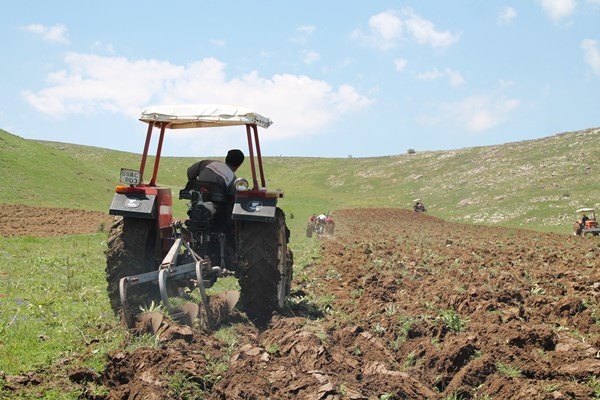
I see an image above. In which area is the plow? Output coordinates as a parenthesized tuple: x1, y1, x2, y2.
(117, 228, 236, 329)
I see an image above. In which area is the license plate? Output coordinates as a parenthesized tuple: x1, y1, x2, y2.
(120, 168, 141, 185)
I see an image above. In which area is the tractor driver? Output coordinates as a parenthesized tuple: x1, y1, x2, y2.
(184, 149, 245, 232)
(581, 214, 590, 229)
(186, 149, 245, 199)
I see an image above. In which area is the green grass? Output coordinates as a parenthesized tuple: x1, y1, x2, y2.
(496, 361, 522, 378)
(438, 308, 468, 333)
(0, 233, 124, 375)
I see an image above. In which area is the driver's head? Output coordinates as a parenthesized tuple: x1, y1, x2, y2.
(226, 149, 245, 171)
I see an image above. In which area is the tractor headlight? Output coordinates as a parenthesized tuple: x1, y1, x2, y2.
(234, 177, 249, 191)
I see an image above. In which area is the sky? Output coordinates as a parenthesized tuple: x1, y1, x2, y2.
(1, 1, 599, 158)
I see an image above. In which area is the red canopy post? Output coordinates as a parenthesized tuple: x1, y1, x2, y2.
(149, 124, 167, 186)
(138, 121, 154, 183)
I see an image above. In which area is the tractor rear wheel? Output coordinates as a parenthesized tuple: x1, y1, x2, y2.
(236, 208, 292, 325)
(105, 217, 159, 324)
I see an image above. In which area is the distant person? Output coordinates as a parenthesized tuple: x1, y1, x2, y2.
(414, 200, 426, 212)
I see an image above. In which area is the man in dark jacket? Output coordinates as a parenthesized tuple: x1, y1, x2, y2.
(184, 149, 245, 233)
(186, 149, 245, 201)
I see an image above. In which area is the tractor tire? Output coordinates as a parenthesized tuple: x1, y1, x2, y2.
(237, 207, 292, 326)
(327, 224, 335, 236)
(105, 216, 159, 324)
(306, 223, 313, 238)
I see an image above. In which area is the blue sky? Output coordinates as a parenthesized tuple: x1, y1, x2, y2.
(1, 1, 599, 158)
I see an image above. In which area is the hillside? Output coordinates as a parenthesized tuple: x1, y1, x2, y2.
(1, 127, 599, 236)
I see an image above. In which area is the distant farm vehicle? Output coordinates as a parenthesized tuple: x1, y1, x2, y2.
(413, 199, 426, 213)
(305, 213, 335, 238)
(573, 208, 600, 236)
(106, 104, 293, 328)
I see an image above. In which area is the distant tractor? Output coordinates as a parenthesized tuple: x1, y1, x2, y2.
(305, 213, 335, 238)
(573, 208, 600, 236)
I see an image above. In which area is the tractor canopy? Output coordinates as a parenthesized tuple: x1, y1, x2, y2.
(575, 207, 597, 229)
(575, 208, 596, 220)
(139, 104, 272, 130)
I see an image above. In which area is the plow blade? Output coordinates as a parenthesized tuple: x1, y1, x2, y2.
(118, 260, 200, 328)
(136, 292, 239, 334)
(171, 302, 200, 327)
(206, 291, 240, 329)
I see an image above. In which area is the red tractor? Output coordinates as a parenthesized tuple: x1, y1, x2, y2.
(573, 208, 600, 236)
(106, 104, 293, 327)
(305, 213, 335, 238)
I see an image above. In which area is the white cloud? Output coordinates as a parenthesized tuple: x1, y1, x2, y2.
(92, 41, 115, 54)
(291, 25, 316, 45)
(435, 95, 520, 132)
(537, 0, 577, 21)
(21, 53, 372, 142)
(498, 7, 517, 24)
(351, 10, 404, 50)
(351, 9, 459, 50)
(23, 24, 69, 44)
(210, 39, 226, 47)
(587, 0, 600, 4)
(302, 50, 320, 65)
(394, 58, 408, 72)
(416, 68, 465, 87)
(403, 10, 460, 47)
(298, 25, 316, 35)
(581, 39, 600, 75)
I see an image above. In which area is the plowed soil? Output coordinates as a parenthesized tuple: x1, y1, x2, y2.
(4, 207, 600, 399)
(0, 204, 113, 237)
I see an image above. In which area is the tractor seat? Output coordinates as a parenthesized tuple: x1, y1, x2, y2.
(179, 188, 231, 203)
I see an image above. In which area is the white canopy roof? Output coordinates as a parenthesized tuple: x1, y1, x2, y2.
(139, 104, 272, 129)
(576, 207, 595, 213)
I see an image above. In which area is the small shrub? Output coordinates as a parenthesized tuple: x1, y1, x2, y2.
(438, 309, 468, 333)
(404, 350, 417, 368)
(168, 372, 205, 400)
(266, 343, 280, 354)
(585, 375, 600, 398)
(496, 361, 522, 378)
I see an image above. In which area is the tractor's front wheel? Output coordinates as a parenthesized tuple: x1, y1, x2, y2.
(236, 208, 292, 325)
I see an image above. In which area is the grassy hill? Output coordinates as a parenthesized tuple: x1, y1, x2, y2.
(1, 127, 599, 237)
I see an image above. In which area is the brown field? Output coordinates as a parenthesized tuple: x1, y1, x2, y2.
(0, 204, 113, 237)
(3, 206, 600, 399)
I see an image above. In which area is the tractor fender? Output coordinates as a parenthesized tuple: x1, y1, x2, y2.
(232, 195, 278, 222)
(109, 192, 157, 219)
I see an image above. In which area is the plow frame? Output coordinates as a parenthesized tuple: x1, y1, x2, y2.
(118, 232, 225, 328)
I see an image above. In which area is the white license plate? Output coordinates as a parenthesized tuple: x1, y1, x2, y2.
(120, 168, 141, 185)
